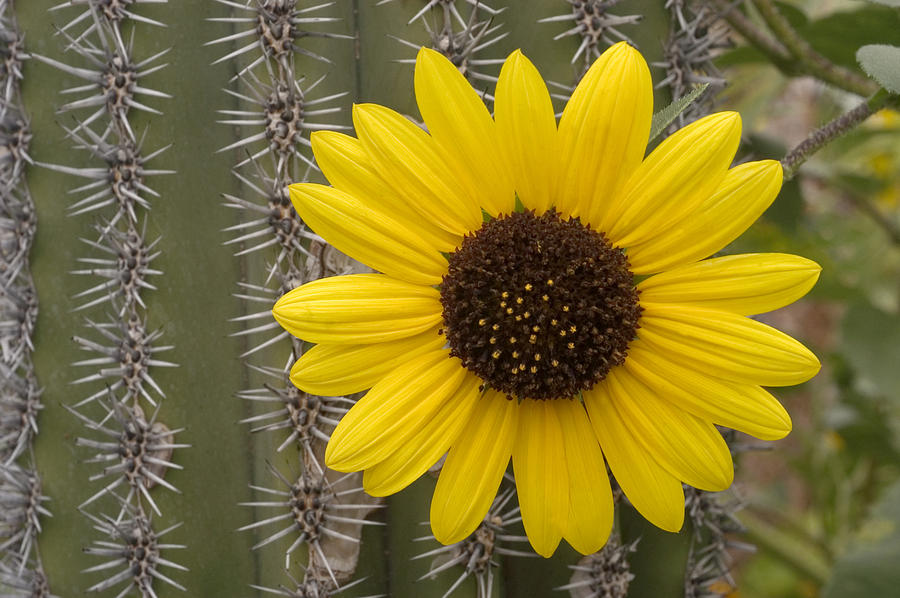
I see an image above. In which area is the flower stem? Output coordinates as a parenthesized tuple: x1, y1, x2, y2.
(781, 88, 898, 181)
(751, 0, 878, 96)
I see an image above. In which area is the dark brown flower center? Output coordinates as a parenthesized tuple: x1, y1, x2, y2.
(440, 209, 641, 400)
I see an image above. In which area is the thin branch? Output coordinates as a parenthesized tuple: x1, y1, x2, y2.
(714, 0, 794, 69)
(845, 191, 900, 246)
(781, 88, 898, 180)
(752, 0, 878, 96)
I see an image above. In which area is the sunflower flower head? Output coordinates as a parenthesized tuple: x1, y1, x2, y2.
(272, 42, 822, 558)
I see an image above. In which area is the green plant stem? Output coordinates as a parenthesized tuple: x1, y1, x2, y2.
(739, 509, 831, 585)
(782, 88, 898, 180)
(751, 0, 878, 96)
(714, 0, 795, 70)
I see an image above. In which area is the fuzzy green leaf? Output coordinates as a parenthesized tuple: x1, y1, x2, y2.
(648, 84, 709, 142)
(857, 44, 900, 93)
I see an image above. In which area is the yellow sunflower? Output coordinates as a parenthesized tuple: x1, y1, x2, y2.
(272, 42, 821, 557)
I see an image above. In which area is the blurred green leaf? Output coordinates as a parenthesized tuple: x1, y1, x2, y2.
(840, 301, 900, 398)
(864, 0, 900, 6)
(763, 176, 805, 233)
(857, 44, 900, 93)
(825, 377, 900, 463)
(742, 131, 788, 160)
(774, 0, 809, 28)
(834, 172, 887, 197)
(800, 7, 900, 70)
(716, 45, 766, 68)
(822, 480, 900, 598)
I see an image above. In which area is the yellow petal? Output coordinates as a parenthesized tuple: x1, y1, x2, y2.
(625, 340, 792, 440)
(584, 383, 685, 532)
(513, 399, 568, 557)
(495, 50, 557, 215)
(638, 253, 821, 315)
(353, 103, 482, 235)
(273, 274, 442, 345)
(324, 349, 466, 471)
(363, 372, 482, 496)
(627, 160, 783, 274)
(638, 303, 821, 387)
(555, 399, 614, 555)
(415, 47, 514, 216)
(557, 42, 652, 223)
(289, 183, 447, 285)
(311, 131, 462, 252)
(431, 390, 518, 545)
(608, 112, 742, 247)
(290, 327, 446, 396)
(605, 368, 734, 491)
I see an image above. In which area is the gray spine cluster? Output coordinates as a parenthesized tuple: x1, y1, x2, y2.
(0, 1, 52, 595)
(541, 0, 642, 79)
(559, 535, 637, 598)
(209, 2, 380, 595)
(654, 0, 730, 131)
(33, 0, 185, 595)
(387, 0, 508, 101)
(683, 473, 753, 597)
(415, 484, 532, 598)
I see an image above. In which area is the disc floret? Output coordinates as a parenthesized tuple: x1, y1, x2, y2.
(440, 209, 641, 400)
